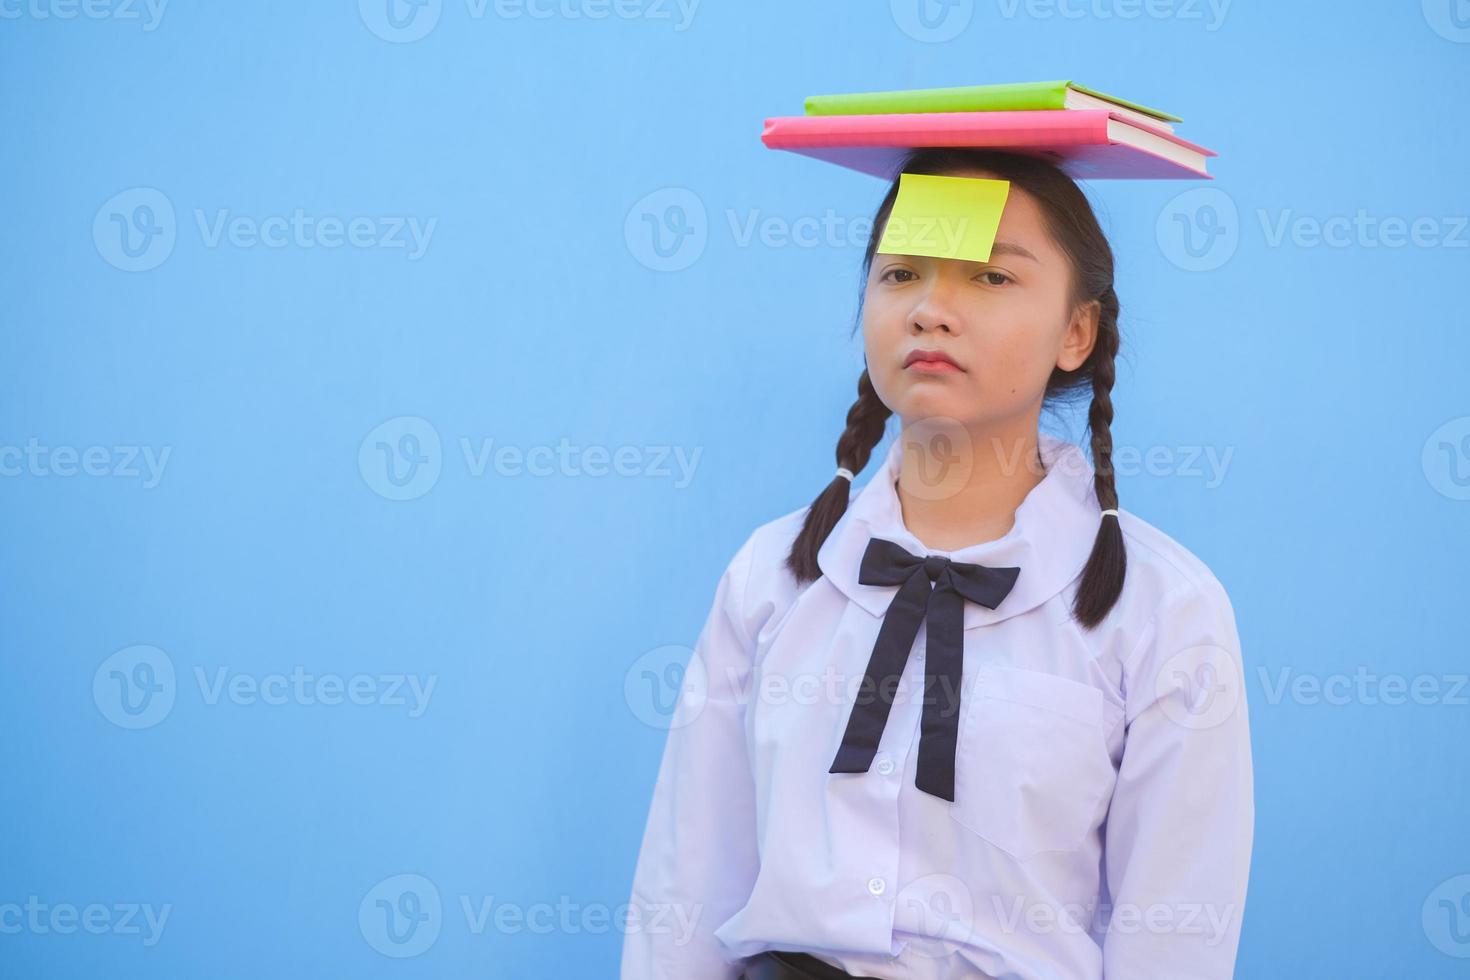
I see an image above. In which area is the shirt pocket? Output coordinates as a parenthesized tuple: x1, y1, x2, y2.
(949, 665, 1113, 861)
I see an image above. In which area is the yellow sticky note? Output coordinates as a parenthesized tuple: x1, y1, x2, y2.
(877, 173, 1011, 264)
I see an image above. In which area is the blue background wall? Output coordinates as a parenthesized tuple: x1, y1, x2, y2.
(2, 2, 1468, 976)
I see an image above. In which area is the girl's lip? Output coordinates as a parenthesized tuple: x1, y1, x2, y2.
(906, 359, 962, 373)
(904, 348, 963, 370)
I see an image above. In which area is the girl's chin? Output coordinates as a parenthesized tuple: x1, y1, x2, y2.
(896, 386, 975, 415)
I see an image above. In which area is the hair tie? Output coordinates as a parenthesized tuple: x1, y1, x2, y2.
(835, 467, 855, 482)
(1100, 508, 1119, 519)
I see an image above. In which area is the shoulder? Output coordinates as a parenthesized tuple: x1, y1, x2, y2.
(720, 502, 818, 645)
(1113, 509, 1232, 608)
(1110, 508, 1241, 670)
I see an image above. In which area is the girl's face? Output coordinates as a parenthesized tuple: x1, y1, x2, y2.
(861, 171, 1099, 434)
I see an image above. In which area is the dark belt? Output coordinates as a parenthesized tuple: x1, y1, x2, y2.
(739, 950, 884, 980)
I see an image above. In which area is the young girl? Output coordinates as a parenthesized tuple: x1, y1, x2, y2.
(621, 147, 1254, 980)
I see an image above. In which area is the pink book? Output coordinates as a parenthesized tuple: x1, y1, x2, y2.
(760, 109, 1216, 180)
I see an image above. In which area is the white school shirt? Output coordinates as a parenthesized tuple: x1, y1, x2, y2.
(621, 431, 1254, 980)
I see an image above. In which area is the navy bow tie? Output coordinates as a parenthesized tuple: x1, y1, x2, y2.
(829, 536, 1021, 801)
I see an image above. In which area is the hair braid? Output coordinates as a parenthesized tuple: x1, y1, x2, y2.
(1070, 284, 1126, 629)
(785, 369, 892, 583)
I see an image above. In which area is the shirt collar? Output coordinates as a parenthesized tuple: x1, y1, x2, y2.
(816, 430, 1102, 629)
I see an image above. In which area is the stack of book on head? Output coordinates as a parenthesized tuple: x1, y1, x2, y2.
(761, 80, 1215, 180)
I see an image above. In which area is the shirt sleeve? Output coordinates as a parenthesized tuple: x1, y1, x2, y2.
(1101, 577, 1255, 979)
(620, 534, 762, 980)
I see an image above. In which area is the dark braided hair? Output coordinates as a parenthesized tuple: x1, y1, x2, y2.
(784, 147, 1127, 630)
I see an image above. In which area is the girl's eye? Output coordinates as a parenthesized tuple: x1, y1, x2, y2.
(879, 268, 1010, 285)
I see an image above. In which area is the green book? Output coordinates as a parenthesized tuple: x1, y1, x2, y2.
(803, 80, 1181, 132)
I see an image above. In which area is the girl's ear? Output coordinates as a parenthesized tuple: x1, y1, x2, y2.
(1057, 298, 1101, 372)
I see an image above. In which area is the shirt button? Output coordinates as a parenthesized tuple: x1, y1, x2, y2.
(867, 876, 886, 896)
(876, 756, 895, 775)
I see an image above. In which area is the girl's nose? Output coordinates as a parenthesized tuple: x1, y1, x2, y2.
(908, 276, 964, 335)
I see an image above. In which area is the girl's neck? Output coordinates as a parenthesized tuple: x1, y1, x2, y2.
(894, 420, 1047, 553)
